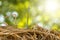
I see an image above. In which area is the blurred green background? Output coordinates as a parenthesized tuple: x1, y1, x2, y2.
(0, 0, 60, 31)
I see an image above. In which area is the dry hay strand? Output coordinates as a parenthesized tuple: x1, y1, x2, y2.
(0, 26, 60, 40)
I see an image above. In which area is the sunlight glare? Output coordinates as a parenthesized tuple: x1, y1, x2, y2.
(45, 0, 59, 12)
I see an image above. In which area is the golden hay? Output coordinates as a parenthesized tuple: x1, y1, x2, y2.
(0, 26, 60, 40)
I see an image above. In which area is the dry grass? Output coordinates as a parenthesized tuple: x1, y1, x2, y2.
(0, 26, 60, 40)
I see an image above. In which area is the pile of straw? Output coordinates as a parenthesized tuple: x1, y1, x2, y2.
(0, 26, 60, 40)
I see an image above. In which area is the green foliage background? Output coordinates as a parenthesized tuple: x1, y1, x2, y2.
(0, 0, 60, 31)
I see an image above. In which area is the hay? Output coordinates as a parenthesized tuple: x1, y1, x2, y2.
(0, 26, 60, 40)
